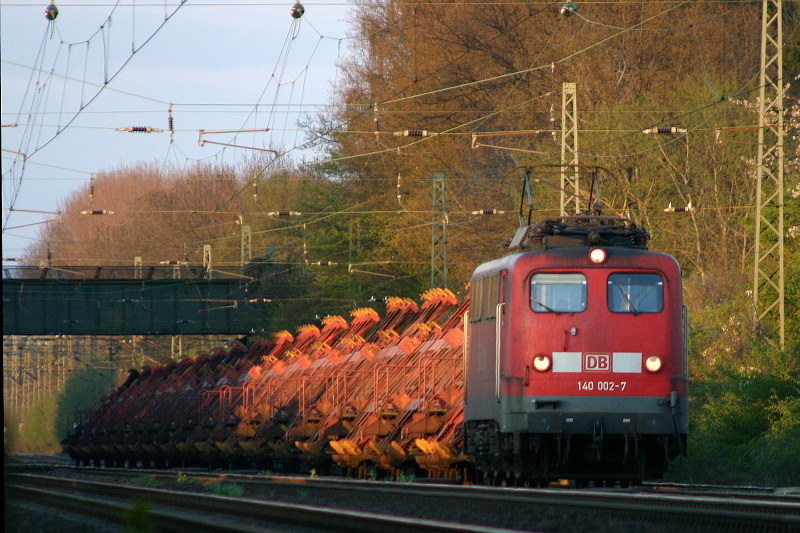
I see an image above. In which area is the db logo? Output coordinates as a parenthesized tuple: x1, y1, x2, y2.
(583, 353, 610, 372)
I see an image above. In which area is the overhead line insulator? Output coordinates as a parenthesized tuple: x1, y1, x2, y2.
(268, 211, 302, 216)
(471, 209, 506, 215)
(642, 127, 687, 135)
(663, 202, 694, 213)
(80, 210, 114, 215)
(168, 105, 174, 139)
(116, 126, 163, 133)
(394, 129, 433, 137)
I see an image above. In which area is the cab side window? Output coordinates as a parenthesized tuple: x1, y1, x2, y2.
(608, 273, 663, 313)
(470, 273, 501, 322)
(530, 273, 587, 313)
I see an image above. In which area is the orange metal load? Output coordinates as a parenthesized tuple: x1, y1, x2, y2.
(64, 289, 469, 477)
(322, 289, 468, 478)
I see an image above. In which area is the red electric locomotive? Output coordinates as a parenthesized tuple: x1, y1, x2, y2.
(464, 210, 688, 484)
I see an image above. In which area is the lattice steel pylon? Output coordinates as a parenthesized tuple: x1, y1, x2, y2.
(560, 82, 580, 215)
(753, 0, 784, 348)
(171, 335, 183, 361)
(203, 244, 212, 279)
(431, 172, 448, 288)
(241, 225, 252, 265)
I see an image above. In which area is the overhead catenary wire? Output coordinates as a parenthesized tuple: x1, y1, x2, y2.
(3, 0, 760, 179)
(381, 1, 693, 106)
(4, 0, 784, 265)
(3, 1, 189, 232)
(0, 2, 775, 6)
(234, 0, 764, 190)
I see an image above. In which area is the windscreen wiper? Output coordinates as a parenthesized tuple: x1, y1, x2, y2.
(617, 285, 638, 315)
(532, 297, 560, 314)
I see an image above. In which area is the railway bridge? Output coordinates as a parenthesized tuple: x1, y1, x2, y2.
(2, 264, 260, 335)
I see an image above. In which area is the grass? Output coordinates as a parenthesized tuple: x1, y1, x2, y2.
(207, 482, 245, 496)
(132, 475, 161, 487)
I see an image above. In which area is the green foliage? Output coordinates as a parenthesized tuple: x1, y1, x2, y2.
(749, 396, 800, 486)
(133, 475, 161, 487)
(395, 472, 415, 483)
(4, 394, 61, 454)
(242, 173, 433, 336)
(784, 178, 800, 348)
(56, 366, 118, 440)
(667, 343, 800, 485)
(122, 499, 155, 533)
(784, 8, 800, 99)
(4, 408, 22, 451)
(207, 482, 245, 497)
(0, 367, 116, 454)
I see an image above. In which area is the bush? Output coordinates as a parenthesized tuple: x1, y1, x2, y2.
(749, 397, 800, 486)
(667, 345, 800, 485)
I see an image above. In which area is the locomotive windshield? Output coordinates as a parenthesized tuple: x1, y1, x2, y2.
(608, 273, 664, 314)
(530, 273, 587, 313)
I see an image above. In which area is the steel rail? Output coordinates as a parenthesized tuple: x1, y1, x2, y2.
(238, 475, 800, 531)
(32, 466, 799, 508)
(7, 473, 520, 533)
(9, 465, 800, 532)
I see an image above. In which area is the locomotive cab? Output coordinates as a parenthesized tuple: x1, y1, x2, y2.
(464, 215, 688, 484)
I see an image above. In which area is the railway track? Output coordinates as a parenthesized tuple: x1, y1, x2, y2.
(7, 472, 517, 533)
(7, 465, 800, 532)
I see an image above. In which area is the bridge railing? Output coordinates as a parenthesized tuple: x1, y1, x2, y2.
(2, 265, 249, 281)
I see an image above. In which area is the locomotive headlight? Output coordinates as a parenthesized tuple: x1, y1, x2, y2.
(533, 354, 551, 372)
(589, 248, 607, 264)
(645, 355, 663, 373)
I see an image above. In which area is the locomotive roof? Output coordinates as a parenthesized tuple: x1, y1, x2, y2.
(508, 215, 650, 251)
(471, 245, 678, 281)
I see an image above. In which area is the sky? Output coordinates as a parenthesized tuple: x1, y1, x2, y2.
(1, 0, 356, 263)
